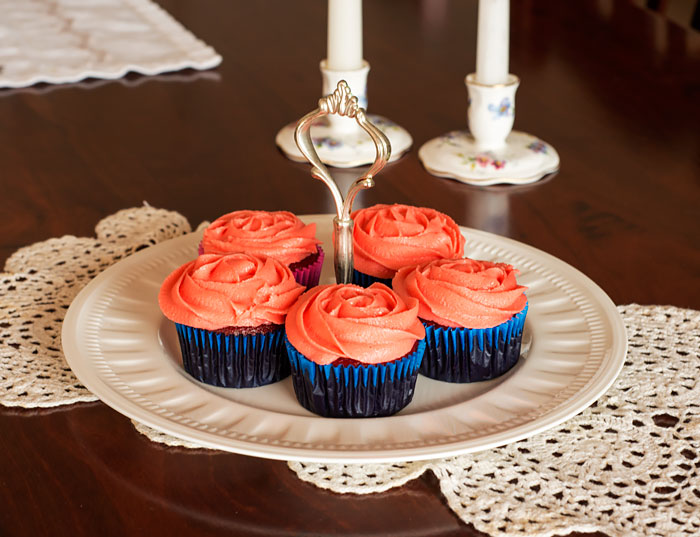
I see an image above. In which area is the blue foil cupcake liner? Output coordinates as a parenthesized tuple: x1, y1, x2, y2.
(421, 303, 528, 383)
(175, 323, 289, 388)
(352, 269, 393, 288)
(285, 337, 426, 418)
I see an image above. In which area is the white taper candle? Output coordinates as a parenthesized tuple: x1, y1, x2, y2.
(327, 0, 363, 71)
(475, 0, 510, 85)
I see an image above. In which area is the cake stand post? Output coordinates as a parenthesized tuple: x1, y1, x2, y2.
(294, 81, 391, 283)
(418, 73, 559, 186)
(276, 61, 411, 168)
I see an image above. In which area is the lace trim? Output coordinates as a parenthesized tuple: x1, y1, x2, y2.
(0, 206, 191, 407)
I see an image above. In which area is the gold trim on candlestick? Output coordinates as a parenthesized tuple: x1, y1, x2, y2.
(465, 73, 520, 88)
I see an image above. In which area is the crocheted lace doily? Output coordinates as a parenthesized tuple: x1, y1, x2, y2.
(0, 206, 191, 407)
(2, 208, 699, 536)
(288, 304, 700, 537)
(132, 306, 700, 537)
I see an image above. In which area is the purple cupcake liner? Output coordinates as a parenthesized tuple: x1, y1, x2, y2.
(285, 337, 426, 418)
(197, 243, 323, 289)
(292, 246, 324, 288)
(175, 323, 289, 388)
(420, 303, 528, 383)
(352, 269, 393, 288)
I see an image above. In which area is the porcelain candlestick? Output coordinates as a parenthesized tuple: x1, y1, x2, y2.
(418, 73, 560, 186)
(276, 61, 412, 168)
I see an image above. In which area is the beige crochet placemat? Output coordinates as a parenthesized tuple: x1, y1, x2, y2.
(1, 206, 698, 537)
(0, 0, 221, 88)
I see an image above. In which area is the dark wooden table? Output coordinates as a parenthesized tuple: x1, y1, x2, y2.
(1, 1, 698, 535)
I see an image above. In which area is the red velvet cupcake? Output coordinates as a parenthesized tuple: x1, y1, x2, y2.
(284, 283, 426, 418)
(393, 257, 528, 383)
(159, 253, 305, 388)
(351, 204, 465, 287)
(201, 210, 323, 288)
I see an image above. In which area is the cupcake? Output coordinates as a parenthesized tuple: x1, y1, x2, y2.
(200, 210, 324, 288)
(393, 257, 528, 383)
(159, 253, 305, 388)
(284, 283, 426, 418)
(351, 204, 465, 287)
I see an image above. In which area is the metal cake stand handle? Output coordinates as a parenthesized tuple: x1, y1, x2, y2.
(294, 81, 391, 284)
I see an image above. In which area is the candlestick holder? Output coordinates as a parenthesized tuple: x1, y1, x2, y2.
(277, 61, 410, 168)
(294, 81, 390, 283)
(418, 73, 559, 186)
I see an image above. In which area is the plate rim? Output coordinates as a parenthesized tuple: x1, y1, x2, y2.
(62, 214, 627, 463)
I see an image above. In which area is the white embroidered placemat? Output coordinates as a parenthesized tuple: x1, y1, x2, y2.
(0, 0, 221, 89)
(1, 206, 698, 537)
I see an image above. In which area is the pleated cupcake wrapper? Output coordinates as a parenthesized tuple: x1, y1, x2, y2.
(292, 246, 324, 288)
(421, 303, 528, 383)
(352, 269, 393, 289)
(175, 323, 289, 388)
(196, 243, 323, 289)
(285, 337, 426, 418)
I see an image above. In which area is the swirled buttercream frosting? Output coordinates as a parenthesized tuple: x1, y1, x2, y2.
(285, 283, 426, 365)
(201, 210, 320, 265)
(351, 204, 465, 278)
(159, 253, 305, 330)
(393, 257, 527, 328)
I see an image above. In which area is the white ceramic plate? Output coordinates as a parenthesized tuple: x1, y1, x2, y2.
(62, 214, 626, 463)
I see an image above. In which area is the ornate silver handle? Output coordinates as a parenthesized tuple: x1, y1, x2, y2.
(294, 81, 391, 284)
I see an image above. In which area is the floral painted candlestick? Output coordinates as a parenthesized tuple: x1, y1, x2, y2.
(418, 73, 560, 186)
(276, 61, 412, 168)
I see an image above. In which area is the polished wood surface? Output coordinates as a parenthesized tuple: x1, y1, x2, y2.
(1, 1, 698, 536)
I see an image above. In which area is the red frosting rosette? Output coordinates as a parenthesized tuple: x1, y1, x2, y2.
(351, 204, 465, 279)
(201, 210, 320, 266)
(285, 283, 426, 365)
(159, 253, 305, 330)
(393, 257, 528, 329)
